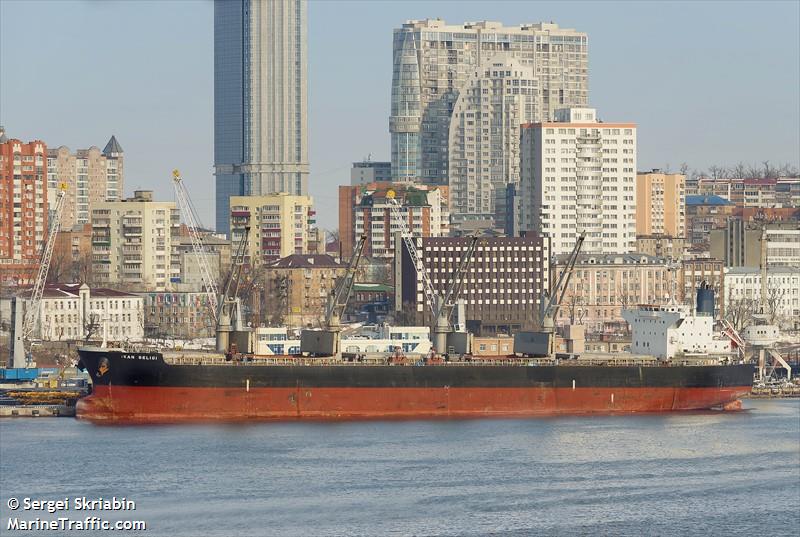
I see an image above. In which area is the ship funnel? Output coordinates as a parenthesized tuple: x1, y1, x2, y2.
(695, 281, 715, 316)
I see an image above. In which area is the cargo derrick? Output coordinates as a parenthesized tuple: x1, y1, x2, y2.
(216, 225, 249, 353)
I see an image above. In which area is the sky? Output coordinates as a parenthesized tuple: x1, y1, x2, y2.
(1, 0, 799, 232)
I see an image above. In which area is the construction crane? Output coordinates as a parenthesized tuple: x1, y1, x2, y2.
(432, 235, 479, 354)
(10, 183, 68, 368)
(172, 169, 219, 322)
(216, 226, 249, 353)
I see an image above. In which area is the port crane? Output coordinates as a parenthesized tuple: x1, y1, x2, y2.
(10, 183, 68, 368)
(513, 231, 585, 357)
(172, 169, 219, 322)
(300, 235, 368, 356)
(386, 192, 478, 353)
(216, 226, 249, 353)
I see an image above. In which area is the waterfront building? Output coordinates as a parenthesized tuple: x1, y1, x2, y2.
(351, 160, 392, 186)
(261, 254, 345, 328)
(15, 283, 143, 342)
(214, 0, 309, 234)
(0, 129, 48, 285)
(46, 136, 124, 229)
(171, 230, 231, 290)
(710, 220, 800, 267)
(339, 182, 449, 260)
(52, 224, 93, 283)
(390, 19, 588, 183)
(396, 235, 550, 335)
(636, 170, 685, 237)
(520, 107, 637, 255)
(229, 193, 316, 267)
(553, 253, 674, 331)
(91, 191, 180, 291)
(723, 266, 800, 330)
(139, 291, 216, 339)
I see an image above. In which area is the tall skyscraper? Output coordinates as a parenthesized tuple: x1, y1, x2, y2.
(390, 19, 588, 185)
(214, 0, 309, 235)
(520, 108, 637, 256)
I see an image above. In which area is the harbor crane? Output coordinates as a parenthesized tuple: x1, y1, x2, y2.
(172, 169, 219, 322)
(514, 231, 585, 357)
(216, 226, 249, 353)
(300, 235, 368, 356)
(10, 183, 68, 368)
(386, 192, 479, 354)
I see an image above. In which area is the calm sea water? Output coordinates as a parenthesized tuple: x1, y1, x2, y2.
(1, 399, 798, 537)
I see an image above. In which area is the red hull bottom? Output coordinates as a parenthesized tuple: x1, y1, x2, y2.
(77, 385, 751, 423)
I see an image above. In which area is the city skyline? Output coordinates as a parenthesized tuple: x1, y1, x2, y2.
(1, 0, 798, 232)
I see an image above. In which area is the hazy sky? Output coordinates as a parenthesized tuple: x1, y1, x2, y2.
(2, 0, 798, 231)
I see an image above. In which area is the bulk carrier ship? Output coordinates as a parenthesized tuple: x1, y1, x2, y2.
(76, 230, 753, 423)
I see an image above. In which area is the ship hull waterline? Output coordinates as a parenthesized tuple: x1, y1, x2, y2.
(76, 348, 753, 423)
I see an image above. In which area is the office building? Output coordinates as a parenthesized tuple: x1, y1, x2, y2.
(636, 170, 685, 237)
(46, 136, 124, 229)
(396, 235, 550, 335)
(710, 220, 800, 267)
(724, 266, 800, 330)
(0, 129, 48, 285)
(229, 193, 316, 266)
(214, 0, 309, 234)
(390, 19, 588, 183)
(520, 107, 637, 256)
(91, 191, 180, 291)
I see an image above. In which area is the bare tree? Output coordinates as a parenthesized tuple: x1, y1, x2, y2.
(729, 161, 747, 179)
(708, 165, 727, 180)
(565, 293, 583, 325)
(725, 292, 756, 332)
(84, 312, 101, 342)
(679, 162, 689, 177)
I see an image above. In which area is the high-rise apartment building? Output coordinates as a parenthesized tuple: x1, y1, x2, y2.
(351, 160, 392, 186)
(229, 193, 316, 266)
(520, 108, 637, 256)
(338, 182, 450, 260)
(91, 191, 180, 291)
(46, 136, 124, 230)
(448, 57, 539, 226)
(635, 170, 685, 237)
(214, 0, 309, 235)
(0, 128, 48, 285)
(390, 19, 588, 183)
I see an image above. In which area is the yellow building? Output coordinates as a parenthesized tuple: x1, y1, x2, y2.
(229, 193, 315, 266)
(636, 170, 685, 237)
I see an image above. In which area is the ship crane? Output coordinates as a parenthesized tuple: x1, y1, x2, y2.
(216, 226, 249, 353)
(300, 235, 368, 356)
(10, 183, 68, 368)
(172, 169, 219, 322)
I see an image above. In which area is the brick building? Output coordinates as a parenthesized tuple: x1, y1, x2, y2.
(0, 128, 48, 285)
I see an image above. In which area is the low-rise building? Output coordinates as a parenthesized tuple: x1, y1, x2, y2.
(679, 258, 724, 318)
(684, 194, 735, 247)
(139, 291, 216, 339)
(723, 266, 800, 330)
(553, 253, 675, 331)
(634, 234, 687, 260)
(261, 254, 345, 328)
(710, 220, 800, 267)
(14, 283, 143, 342)
(396, 235, 550, 335)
